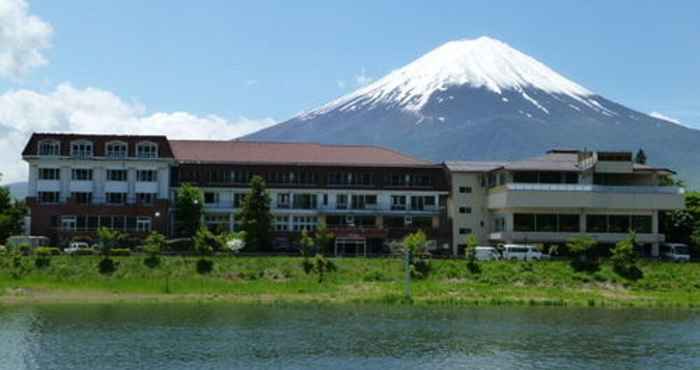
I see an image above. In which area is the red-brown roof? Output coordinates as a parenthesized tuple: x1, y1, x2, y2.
(169, 140, 432, 167)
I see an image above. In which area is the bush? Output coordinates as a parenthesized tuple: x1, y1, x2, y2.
(35, 247, 61, 256)
(411, 258, 431, 279)
(34, 255, 51, 269)
(98, 257, 117, 274)
(567, 235, 600, 272)
(196, 258, 214, 274)
(611, 233, 643, 280)
(110, 248, 131, 257)
(301, 258, 314, 274)
(144, 255, 160, 269)
(363, 270, 388, 282)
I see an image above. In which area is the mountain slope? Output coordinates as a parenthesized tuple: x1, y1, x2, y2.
(247, 37, 700, 187)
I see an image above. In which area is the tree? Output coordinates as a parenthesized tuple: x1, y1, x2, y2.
(566, 235, 599, 272)
(0, 186, 27, 244)
(611, 232, 642, 280)
(174, 183, 204, 237)
(465, 233, 480, 273)
(402, 230, 431, 279)
(314, 224, 335, 255)
(299, 230, 316, 273)
(239, 176, 273, 252)
(193, 227, 216, 274)
(222, 231, 247, 254)
(143, 231, 167, 268)
(634, 148, 647, 165)
(96, 227, 124, 274)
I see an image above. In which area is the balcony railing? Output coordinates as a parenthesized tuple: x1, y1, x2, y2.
(503, 183, 684, 194)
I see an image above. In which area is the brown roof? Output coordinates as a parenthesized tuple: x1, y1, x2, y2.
(22, 133, 174, 158)
(169, 140, 433, 167)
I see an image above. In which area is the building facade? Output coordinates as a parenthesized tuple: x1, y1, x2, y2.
(446, 149, 685, 256)
(21, 134, 685, 256)
(22, 134, 451, 253)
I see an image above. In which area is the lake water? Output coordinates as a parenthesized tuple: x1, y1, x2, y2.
(0, 303, 699, 369)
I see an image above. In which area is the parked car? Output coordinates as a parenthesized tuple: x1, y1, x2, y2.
(474, 246, 501, 261)
(64, 241, 90, 255)
(661, 243, 690, 262)
(502, 244, 547, 261)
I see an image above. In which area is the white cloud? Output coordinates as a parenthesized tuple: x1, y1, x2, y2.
(649, 111, 682, 125)
(0, 0, 53, 80)
(0, 83, 277, 183)
(354, 67, 374, 87)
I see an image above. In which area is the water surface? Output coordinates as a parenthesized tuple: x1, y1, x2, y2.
(0, 303, 699, 369)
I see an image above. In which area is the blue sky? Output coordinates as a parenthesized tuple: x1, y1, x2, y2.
(0, 0, 698, 182)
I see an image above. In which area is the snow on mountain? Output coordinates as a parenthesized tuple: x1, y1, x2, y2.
(302, 37, 609, 119)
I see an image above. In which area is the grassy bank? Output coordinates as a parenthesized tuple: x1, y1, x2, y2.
(2, 256, 700, 308)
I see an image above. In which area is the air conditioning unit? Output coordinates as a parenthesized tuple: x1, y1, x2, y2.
(404, 216, 413, 226)
(345, 215, 355, 226)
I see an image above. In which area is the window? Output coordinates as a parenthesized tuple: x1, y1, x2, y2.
(559, 214, 580, 232)
(391, 195, 406, 210)
(71, 192, 92, 204)
(564, 172, 579, 184)
(276, 193, 290, 208)
(459, 207, 472, 214)
(136, 170, 157, 182)
(106, 141, 128, 159)
(274, 215, 289, 231)
(631, 215, 652, 233)
(136, 193, 155, 205)
(292, 216, 318, 231)
(459, 186, 472, 193)
(38, 168, 60, 180)
(494, 218, 506, 232)
(459, 227, 472, 235)
(136, 217, 152, 232)
(539, 172, 562, 184)
(106, 192, 127, 205)
(38, 140, 60, 156)
(293, 193, 317, 209)
(71, 169, 93, 181)
(204, 192, 218, 204)
(608, 215, 630, 233)
(586, 215, 608, 233)
(322, 194, 328, 206)
(136, 142, 158, 159)
(61, 216, 77, 231)
(233, 193, 246, 208)
(336, 194, 348, 209)
(113, 216, 126, 230)
(410, 196, 435, 211)
(106, 169, 127, 182)
(205, 214, 229, 232)
(38, 192, 60, 204)
(514, 214, 536, 232)
(535, 214, 558, 232)
(351, 194, 377, 210)
(70, 141, 94, 158)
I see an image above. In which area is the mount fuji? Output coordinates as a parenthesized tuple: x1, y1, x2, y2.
(247, 37, 700, 187)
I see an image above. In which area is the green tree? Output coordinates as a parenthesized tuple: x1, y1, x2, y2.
(314, 223, 335, 255)
(143, 231, 166, 268)
(239, 176, 273, 252)
(611, 232, 642, 280)
(634, 148, 647, 164)
(0, 186, 28, 244)
(174, 183, 204, 237)
(96, 227, 123, 274)
(465, 233, 480, 273)
(299, 230, 315, 273)
(566, 235, 599, 272)
(193, 227, 217, 274)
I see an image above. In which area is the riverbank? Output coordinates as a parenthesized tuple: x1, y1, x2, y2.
(2, 256, 700, 308)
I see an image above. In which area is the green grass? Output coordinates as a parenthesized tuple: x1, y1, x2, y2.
(1, 255, 700, 308)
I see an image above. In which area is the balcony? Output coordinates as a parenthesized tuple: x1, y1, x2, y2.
(488, 183, 684, 210)
(489, 231, 665, 244)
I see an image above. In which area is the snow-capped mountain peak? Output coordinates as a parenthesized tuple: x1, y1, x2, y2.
(306, 36, 594, 116)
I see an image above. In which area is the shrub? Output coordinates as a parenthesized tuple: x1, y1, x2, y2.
(194, 227, 218, 256)
(98, 257, 117, 274)
(34, 255, 50, 269)
(411, 258, 431, 279)
(110, 248, 131, 257)
(35, 247, 61, 256)
(465, 234, 480, 274)
(143, 231, 166, 268)
(567, 235, 600, 272)
(301, 258, 314, 274)
(611, 233, 642, 280)
(18, 243, 32, 256)
(196, 258, 214, 274)
(312, 254, 336, 283)
(363, 270, 388, 282)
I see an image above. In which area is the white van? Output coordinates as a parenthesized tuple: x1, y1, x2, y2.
(661, 243, 690, 262)
(474, 246, 501, 261)
(502, 244, 547, 261)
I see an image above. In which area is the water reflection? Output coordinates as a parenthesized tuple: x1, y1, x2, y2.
(0, 304, 699, 370)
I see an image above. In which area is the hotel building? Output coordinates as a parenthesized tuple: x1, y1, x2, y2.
(21, 134, 685, 256)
